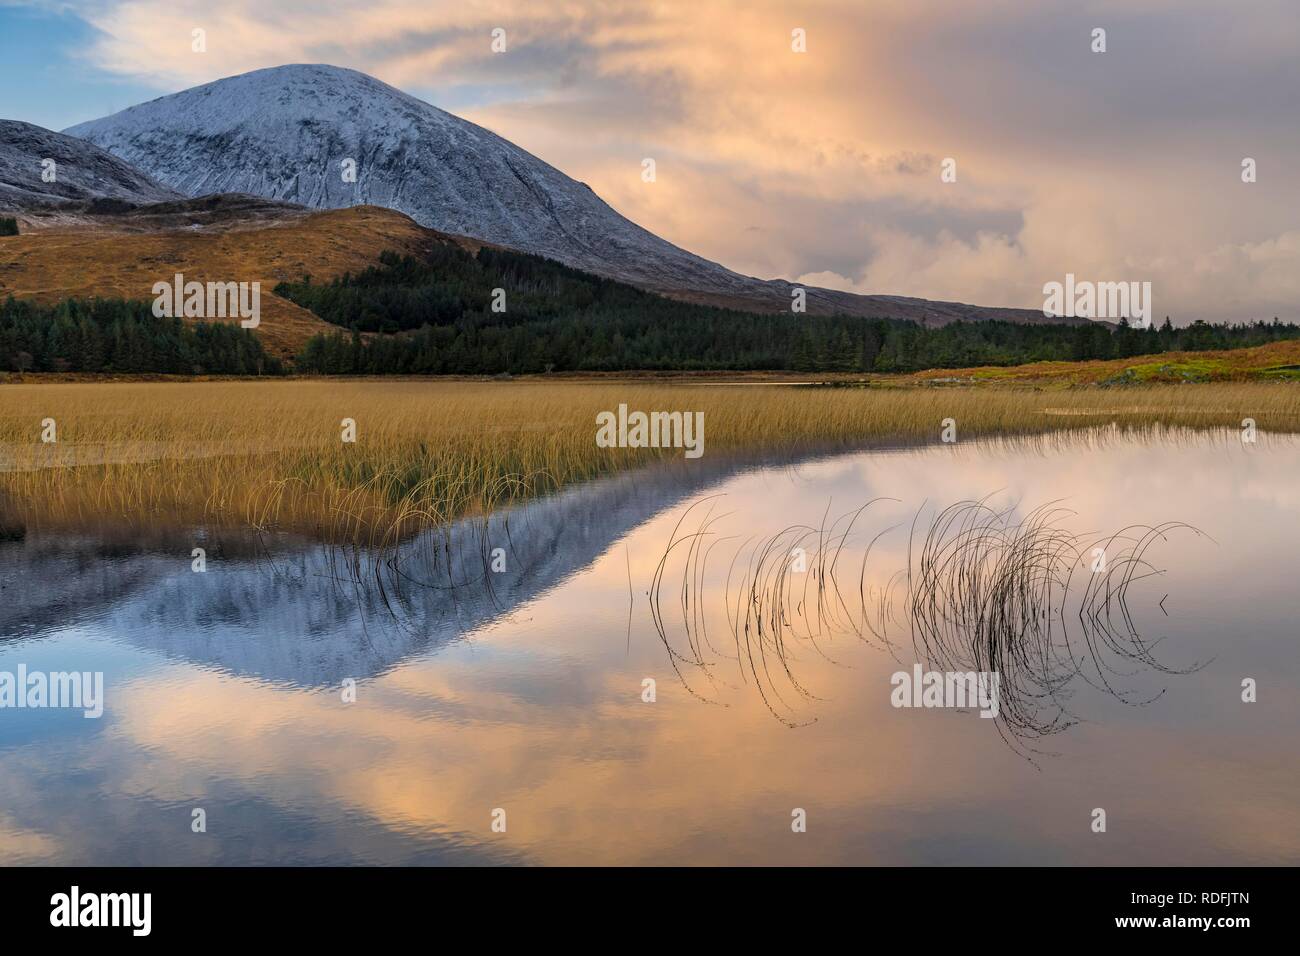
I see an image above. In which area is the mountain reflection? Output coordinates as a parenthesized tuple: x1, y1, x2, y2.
(1, 449, 833, 684)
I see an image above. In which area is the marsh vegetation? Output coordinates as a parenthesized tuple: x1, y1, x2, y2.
(1, 379, 1297, 539)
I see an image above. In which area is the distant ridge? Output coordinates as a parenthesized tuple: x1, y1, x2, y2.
(0, 119, 181, 211)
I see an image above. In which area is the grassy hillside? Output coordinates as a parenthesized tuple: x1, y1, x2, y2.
(0, 206, 450, 356)
(5, 204, 1299, 376)
(906, 339, 1300, 386)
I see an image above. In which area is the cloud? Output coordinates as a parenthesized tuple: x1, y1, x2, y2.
(17, 0, 1300, 318)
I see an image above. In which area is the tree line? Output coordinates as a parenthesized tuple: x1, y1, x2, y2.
(1, 296, 281, 375)
(6, 246, 1298, 376)
(280, 249, 1300, 375)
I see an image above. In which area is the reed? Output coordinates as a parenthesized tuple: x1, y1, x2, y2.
(649, 494, 1204, 755)
(1, 378, 1297, 538)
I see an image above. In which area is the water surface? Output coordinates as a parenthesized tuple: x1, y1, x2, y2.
(1, 429, 1296, 864)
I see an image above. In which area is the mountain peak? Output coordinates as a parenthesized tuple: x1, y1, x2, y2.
(63, 63, 733, 292)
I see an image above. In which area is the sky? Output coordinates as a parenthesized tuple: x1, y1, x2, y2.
(1, 0, 1297, 321)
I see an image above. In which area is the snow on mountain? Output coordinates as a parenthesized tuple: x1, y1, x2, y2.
(63, 64, 748, 294)
(0, 119, 182, 210)
(64, 64, 1062, 324)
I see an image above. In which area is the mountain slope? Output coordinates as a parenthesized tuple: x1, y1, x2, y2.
(0, 119, 182, 211)
(65, 64, 1063, 326)
(64, 65, 740, 293)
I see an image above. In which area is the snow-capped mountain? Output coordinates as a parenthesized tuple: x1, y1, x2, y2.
(64, 64, 1059, 323)
(0, 119, 181, 210)
(64, 64, 746, 294)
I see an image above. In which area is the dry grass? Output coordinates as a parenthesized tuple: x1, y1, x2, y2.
(2, 378, 1298, 540)
(906, 338, 1300, 386)
(0, 206, 457, 357)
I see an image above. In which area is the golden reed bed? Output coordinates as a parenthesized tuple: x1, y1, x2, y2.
(2, 379, 1297, 541)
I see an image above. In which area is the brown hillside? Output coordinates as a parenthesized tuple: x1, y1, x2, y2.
(906, 338, 1300, 386)
(0, 204, 470, 357)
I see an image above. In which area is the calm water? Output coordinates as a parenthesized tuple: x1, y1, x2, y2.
(1, 428, 1297, 865)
